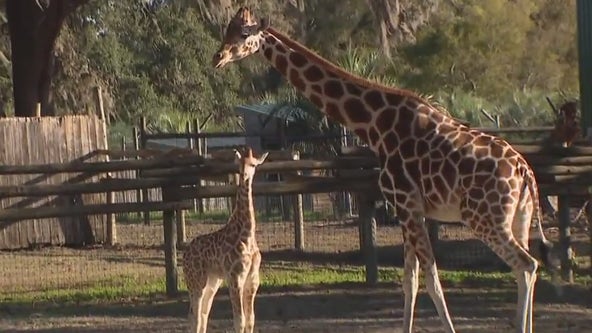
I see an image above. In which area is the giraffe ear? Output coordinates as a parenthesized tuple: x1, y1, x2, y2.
(234, 149, 242, 160)
(258, 17, 270, 31)
(257, 152, 269, 164)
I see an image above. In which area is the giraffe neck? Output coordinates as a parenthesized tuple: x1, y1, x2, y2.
(258, 28, 432, 150)
(229, 178, 255, 233)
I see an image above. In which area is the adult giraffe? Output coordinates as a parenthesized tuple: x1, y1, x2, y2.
(212, 7, 556, 333)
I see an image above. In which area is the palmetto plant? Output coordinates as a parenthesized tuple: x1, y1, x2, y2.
(338, 46, 399, 87)
(260, 89, 342, 157)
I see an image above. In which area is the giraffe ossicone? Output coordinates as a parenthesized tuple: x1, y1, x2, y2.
(182, 146, 268, 333)
(213, 7, 558, 333)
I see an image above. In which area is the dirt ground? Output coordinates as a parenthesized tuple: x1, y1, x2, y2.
(1, 282, 591, 333)
(0, 218, 590, 332)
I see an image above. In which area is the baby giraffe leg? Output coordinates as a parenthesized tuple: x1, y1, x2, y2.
(228, 272, 248, 333)
(188, 288, 205, 333)
(198, 276, 222, 333)
(243, 252, 261, 333)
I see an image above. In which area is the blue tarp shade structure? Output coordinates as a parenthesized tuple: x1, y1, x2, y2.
(578, 0, 592, 138)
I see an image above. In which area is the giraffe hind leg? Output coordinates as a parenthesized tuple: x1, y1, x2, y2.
(511, 198, 539, 332)
(464, 209, 538, 333)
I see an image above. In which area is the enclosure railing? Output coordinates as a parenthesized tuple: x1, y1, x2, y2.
(1, 141, 591, 295)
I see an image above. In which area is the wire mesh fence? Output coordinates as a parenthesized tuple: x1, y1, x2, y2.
(2, 128, 591, 303)
(1, 193, 590, 302)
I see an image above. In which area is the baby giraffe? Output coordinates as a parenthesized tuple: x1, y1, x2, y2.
(182, 147, 268, 333)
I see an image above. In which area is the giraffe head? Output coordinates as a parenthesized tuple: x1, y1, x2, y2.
(212, 7, 269, 69)
(234, 147, 269, 185)
(552, 101, 580, 147)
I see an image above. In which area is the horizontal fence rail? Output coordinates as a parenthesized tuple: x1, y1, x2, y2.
(2, 147, 592, 200)
(1, 141, 591, 294)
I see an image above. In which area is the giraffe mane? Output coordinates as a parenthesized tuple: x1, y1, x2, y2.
(417, 93, 452, 117)
(266, 27, 442, 111)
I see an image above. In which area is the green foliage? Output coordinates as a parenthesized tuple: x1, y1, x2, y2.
(0, 0, 580, 136)
(338, 46, 399, 87)
(432, 89, 576, 128)
(400, 0, 578, 103)
(53, 2, 247, 133)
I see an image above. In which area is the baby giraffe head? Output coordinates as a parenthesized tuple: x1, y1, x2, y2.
(212, 7, 269, 68)
(234, 147, 269, 186)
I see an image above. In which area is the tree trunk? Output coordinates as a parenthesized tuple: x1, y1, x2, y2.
(6, 0, 84, 117)
(366, 0, 440, 57)
(366, 0, 399, 58)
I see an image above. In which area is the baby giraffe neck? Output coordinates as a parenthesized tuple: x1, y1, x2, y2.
(230, 179, 256, 232)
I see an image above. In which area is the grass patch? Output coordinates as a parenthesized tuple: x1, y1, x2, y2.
(0, 263, 535, 304)
(2, 262, 589, 306)
(0, 275, 167, 305)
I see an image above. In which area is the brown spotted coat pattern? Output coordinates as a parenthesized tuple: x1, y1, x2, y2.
(182, 148, 267, 333)
(212, 8, 552, 333)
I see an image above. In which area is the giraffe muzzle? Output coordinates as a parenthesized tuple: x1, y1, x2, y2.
(212, 52, 227, 69)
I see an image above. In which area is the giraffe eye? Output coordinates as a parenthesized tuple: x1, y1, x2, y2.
(240, 33, 249, 39)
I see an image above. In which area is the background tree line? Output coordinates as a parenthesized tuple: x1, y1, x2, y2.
(0, 0, 579, 138)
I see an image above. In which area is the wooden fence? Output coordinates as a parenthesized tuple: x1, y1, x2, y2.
(0, 115, 109, 249)
(0, 141, 591, 295)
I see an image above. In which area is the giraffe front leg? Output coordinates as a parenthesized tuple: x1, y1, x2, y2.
(401, 223, 420, 333)
(199, 276, 222, 333)
(187, 289, 204, 333)
(400, 211, 456, 333)
(243, 252, 261, 333)
(185, 272, 209, 333)
(228, 272, 248, 333)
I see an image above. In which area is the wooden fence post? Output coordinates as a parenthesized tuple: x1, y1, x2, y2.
(133, 126, 142, 218)
(176, 208, 186, 245)
(587, 200, 592, 277)
(96, 86, 116, 242)
(105, 175, 116, 246)
(340, 129, 353, 217)
(186, 121, 198, 214)
(162, 187, 179, 297)
(292, 151, 304, 251)
(193, 118, 205, 214)
(140, 117, 150, 225)
(358, 195, 378, 285)
(95, 86, 107, 123)
(558, 195, 574, 283)
(427, 219, 440, 246)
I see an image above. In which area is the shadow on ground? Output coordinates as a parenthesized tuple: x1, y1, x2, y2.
(1, 279, 590, 333)
(264, 240, 507, 272)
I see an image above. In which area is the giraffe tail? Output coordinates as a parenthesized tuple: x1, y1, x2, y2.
(521, 166, 556, 270)
(522, 166, 564, 296)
